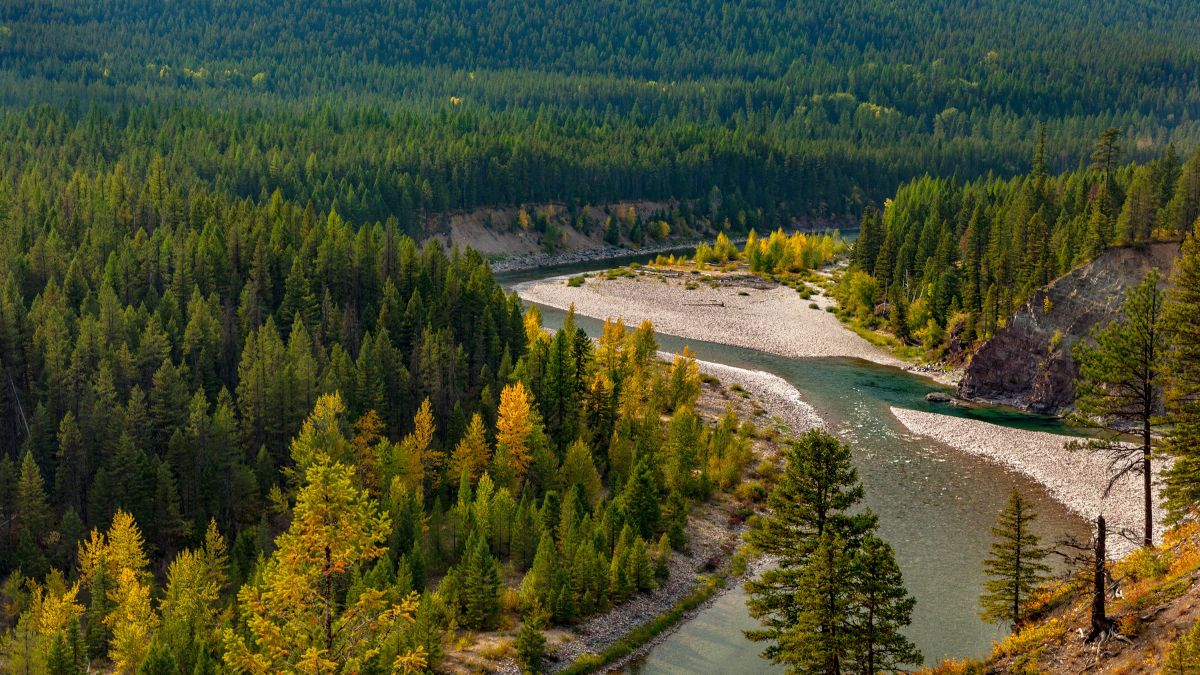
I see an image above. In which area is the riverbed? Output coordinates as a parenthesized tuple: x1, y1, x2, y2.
(497, 259, 1093, 671)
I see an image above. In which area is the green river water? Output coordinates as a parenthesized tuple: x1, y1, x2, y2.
(498, 255, 1090, 671)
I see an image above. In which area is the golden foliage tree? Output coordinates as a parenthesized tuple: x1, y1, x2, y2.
(223, 456, 424, 673)
(496, 382, 534, 480)
(451, 412, 491, 485)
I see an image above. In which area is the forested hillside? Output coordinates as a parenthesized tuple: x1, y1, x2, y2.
(837, 136, 1200, 358)
(2, 1, 1199, 225)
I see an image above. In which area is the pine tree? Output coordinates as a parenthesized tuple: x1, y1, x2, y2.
(786, 532, 854, 674)
(16, 450, 52, 576)
(848, 535, 922, 673)
(223, 451, 424, 672)
(1071, 269, 1165, 547)
(461, 534, 502, 630)
(980, 490, 1050, 629)
(497, 382, 535, 481)
(515, 606, 548, 674)
(1164, 226, 1200, 521)
(621, 458, 661, 539)
(745, 430, 877, 668)
(450, 412, 491, 485)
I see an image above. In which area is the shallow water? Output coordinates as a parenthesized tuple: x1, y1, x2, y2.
(497, 257, 1091, 670)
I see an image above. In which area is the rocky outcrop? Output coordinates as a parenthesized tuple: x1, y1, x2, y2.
(959, 242, 1180, 414)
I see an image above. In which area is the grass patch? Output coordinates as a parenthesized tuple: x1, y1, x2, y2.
(566, 275, 586, 287)
(558, 573, 729, 675)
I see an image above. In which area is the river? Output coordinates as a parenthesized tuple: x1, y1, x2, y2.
(497, 253, 1090, 671)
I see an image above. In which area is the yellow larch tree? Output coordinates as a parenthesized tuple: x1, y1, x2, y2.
(450, 412, 491, 484)
(223, 455, 423, 673)
(496, 382, 534, 479)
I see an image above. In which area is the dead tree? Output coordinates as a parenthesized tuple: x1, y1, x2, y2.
(1086, 515, 1117, 643)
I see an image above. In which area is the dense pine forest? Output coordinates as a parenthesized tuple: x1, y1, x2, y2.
(3, 1, 1200, 224)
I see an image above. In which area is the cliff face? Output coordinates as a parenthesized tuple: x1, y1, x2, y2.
(959, 242, 1180, 415)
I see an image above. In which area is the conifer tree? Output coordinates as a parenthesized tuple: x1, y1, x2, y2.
(1164, 226, 1200, 520)
(849, 535, 922, 673)
(1071, 269, 1165, 547)
(785, 532, 854, 674)
(515, 606, 548, 675)
(980, 489, 1050, 629)
(450, 412, 491, 485)
(621, 458, 661, 539)
(497, 382, 535, 481)
(223, 452, 423, 672)
(461, 534, 502, 631)
(745, 430, 879, 669)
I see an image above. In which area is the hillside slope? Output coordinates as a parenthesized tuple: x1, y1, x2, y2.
(959, 242, 1180, 414)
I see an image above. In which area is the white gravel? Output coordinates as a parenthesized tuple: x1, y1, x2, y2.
(686, 356, 824, 434)
(516, 273, 908, 367)
(890, 407, 1164, 558)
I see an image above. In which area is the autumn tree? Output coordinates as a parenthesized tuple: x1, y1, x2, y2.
(223, 454, 424, 673)
(496, 382, 535, 482)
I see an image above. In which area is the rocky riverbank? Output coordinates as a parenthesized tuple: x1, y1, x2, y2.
(890, 407, 1162, 558)
(516, 271, 911, 369)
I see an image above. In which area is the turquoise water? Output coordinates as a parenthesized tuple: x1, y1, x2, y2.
(497, 259, 1090, 670)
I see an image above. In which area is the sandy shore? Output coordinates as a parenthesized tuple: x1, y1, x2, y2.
(517, 271, 911, 368)
(891, 407, 1163, 558)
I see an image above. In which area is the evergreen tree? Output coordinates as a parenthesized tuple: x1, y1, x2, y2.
(848, 535, 922, 673)
(621, 458, 661, 539)
(745, 430, 877, 669)
(980, 490, 1050, 629)
(1164, 226, 1200, 521)
(515, 606, 548, 675)
(785, 532, 854, 674)
(1071, 269, 1166, 547)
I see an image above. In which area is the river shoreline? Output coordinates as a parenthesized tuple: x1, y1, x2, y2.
(890, 407, 1161, 559)
(516, 271, 962, 387)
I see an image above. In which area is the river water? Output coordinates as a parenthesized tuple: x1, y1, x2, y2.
(498, 255, 1090, 671)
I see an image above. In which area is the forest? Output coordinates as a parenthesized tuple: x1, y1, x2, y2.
(3, 1, 1200, 226)
(0, 136, 765, 669)
(837, 131, 1200, 357)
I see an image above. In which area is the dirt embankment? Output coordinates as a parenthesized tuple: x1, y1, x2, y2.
(960, 242, 1180, 415)
(430, 200, 680, 258)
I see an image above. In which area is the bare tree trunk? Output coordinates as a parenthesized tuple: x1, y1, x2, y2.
(1143, 420, 1153, 548)
(1087, 515, 1115, 642)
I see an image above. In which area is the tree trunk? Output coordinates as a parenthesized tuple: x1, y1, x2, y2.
(1087, 515, 1115, 642)
(1143, 420, 1153, 548)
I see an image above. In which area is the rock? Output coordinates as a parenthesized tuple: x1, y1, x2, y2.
(960, 243, 1179, 415)
(925, 392, 952, 403)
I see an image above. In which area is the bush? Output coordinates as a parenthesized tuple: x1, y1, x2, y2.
(566, 275, 586, 287)
(809, 302, 819, 309)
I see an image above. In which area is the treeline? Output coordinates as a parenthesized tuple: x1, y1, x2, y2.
(0, 139, 755, 670)
(837, 132, 1200, 356)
